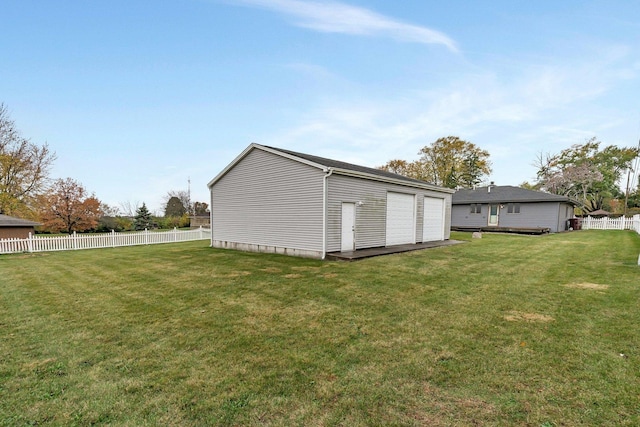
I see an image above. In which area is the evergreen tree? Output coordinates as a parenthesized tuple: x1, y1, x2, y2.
(134, 202, 153, 230)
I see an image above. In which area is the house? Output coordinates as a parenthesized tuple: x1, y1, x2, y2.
(189, 215, 211, 229)
(451, 185, 577, 233)
(208, 144, 454, 259)
(583, 209, 610, 218)
(0, 214, 41, 239)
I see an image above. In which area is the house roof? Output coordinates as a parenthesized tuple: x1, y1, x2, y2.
(208, 143, 455, 193)
(586, 209, 610, 216)
(452, 185, 577, 205)
(0, 214, 41, 227)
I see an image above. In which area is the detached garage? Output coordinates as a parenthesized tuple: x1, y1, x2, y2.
(208, 144, 454, 259)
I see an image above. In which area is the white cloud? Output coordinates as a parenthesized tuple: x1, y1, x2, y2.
(233, 0, 458, 51)
(257, 42, 637, 186)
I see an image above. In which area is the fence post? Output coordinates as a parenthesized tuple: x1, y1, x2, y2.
(174, 227, 177, 242)
(111, 229, 116, 248)
(73, 231, 77, 250)
(28, 232, 33, 253)
(145, 228, 149, 245)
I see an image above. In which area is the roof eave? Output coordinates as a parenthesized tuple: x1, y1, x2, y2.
(332, 168, 455, 193)
(207, 143, 329, 188)
(452, 197, 575, 205)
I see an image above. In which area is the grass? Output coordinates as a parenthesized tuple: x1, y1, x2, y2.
(1, 230, 639, 426)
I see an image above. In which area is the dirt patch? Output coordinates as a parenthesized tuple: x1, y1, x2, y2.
(504, 311, 555, 323)
(291, 266, 321, 272)
(260, 267, 282, 273)
(322, 273, 338, 279)
(283, 273, 302, 279)
(565, 283, 609, 291)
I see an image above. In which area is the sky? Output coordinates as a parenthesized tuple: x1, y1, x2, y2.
(2, 0, 639, 214)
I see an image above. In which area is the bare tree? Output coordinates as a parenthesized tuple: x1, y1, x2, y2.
(0, 103, 56, 215)
(118, 200, 140, 217)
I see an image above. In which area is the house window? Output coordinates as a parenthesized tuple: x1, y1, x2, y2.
(507, 203, 521, 214)
(470, 204, 482, 214)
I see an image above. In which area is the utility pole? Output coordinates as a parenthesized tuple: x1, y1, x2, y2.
(187, 177, 192, 215)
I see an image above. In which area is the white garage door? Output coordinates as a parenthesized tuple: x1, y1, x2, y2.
(386, 192, 416, 246)
(423, 197, 445, 242)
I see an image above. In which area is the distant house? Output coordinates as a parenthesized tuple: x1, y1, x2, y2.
(208, 144, 455, 259)
(584, 209, 610, 218)
(0, 214, 41, 239)
(189, 215, 211, 228)
(451, 185, 577, 233)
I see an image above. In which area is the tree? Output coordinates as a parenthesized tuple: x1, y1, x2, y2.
(134, 203, 153, 230)
(164, 196, 186, 217)
(0, 103, 56, 216)
(39, 178, 102, 234)
(418, 136, 492, 188)
(378, 136, 492, 188)
(535, 137, 639, 212)
(378, 159, 431, 182)
(193, 201, 209, 215)
(119, 200, 140, 217)
(164, 190, 192, 215)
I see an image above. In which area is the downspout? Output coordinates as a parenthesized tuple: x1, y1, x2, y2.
(322, 167, 334, 259)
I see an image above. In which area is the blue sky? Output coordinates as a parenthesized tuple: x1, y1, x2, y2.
(2, 0, 639, 214)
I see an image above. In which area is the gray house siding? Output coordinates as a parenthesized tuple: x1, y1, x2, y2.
(452, 202, 573, 232)
(326, 174, 451, 252)
(211, 149, 325, 257)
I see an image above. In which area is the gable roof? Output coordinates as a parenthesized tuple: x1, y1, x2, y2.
(452, 185, 577, 205)
(208, 143, 454, 193)
(0, 214, 41, 227)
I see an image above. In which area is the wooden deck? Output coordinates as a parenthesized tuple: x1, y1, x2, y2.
(451, 226, 550, 235)
(326, 240, 464, 261)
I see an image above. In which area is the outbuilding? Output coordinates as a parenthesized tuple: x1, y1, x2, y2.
(0, 214, 41, 239)
(208, 144, 454, 259)
(451, 185, 577, 233)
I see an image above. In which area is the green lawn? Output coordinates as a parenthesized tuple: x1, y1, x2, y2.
(1, 231, 639, 426)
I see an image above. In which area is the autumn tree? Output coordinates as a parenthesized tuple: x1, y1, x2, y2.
(535, 137, 639, 212)
(379, 159, 431, 182)
(0, 103, 56, 216)
(379, 136, 491, 188)
(418, 136, 492, 188)
(39, 178, 102, 234)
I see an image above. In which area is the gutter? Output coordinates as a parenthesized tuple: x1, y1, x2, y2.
(322, 167, 334, 259)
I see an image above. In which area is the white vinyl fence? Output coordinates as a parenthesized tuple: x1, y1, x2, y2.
(581, 215, 640, 234)
(0, 227, 211, 255)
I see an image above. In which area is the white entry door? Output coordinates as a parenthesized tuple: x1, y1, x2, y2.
(488, 204, 499, 226)
(386, 192, 416, 246)
(341, 202, 356, 252)
(423, 197, 445, 242)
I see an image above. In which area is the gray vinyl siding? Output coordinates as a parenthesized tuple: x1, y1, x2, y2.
(211, 149, 324, 251)
(498, 202, 560, 231)
(451, 204, 491, 228)
(326, 174, 451, 252)
(452, 202, 573, 232)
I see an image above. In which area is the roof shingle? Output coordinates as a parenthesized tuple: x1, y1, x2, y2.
(452, 185, 575, 205)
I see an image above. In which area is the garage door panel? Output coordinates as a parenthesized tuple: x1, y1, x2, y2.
(423, 197, 445, 242)
(386, 192, 415, 246)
